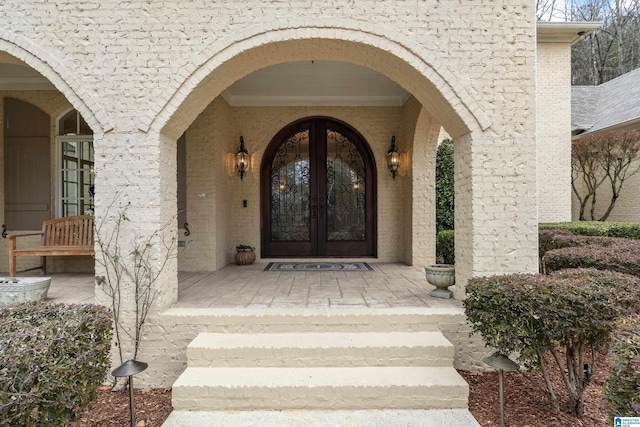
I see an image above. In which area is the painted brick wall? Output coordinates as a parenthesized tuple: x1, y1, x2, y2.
(537, 42, 573, 222)
(0, 0, 539, 384)
(178, 98, 409, 269)
(0, 0, 538, 287)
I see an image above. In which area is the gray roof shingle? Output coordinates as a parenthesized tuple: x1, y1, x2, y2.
(571, 67, 640, 137)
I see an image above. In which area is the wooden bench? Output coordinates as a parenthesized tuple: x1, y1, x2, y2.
(9, 215, 95, 277)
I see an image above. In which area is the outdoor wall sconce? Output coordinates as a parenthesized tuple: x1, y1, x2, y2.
(386, 136, 400, 180)
(235, 136, 250, 181)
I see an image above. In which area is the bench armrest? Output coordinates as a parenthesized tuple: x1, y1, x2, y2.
(9, 232, 45, 242)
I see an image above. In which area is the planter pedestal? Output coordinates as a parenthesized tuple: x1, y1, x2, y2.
(424, 264, 455, 299)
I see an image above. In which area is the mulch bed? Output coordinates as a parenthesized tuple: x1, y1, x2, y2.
(460, 348, 611, 426)
(72, 350, 613, 427)
(70, 386, 173, 427)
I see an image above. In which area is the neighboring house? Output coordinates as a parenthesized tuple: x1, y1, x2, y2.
(571, 67, 640, 221)
(0, 1, 598, 389)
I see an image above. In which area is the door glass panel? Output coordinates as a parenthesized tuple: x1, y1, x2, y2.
(326, 129, 366, 241)
(270, 130, 311, 241)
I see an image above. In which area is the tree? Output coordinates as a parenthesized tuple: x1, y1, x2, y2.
(94, 192, 176, 367)
(435, 138, 454, 234)
(571, 130, 640, 221)
(571, 136, 608, 220)
(536, 0, 640, 84)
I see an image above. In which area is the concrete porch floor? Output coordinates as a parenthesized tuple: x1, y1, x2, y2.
(6, 263, 462, 309)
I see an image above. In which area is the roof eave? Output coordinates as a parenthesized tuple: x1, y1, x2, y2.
(537, 21, 602, 44)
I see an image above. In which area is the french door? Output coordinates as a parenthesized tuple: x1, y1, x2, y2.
(261, 117, 376, 257)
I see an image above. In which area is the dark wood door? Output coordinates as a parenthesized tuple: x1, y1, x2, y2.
(261, 117, 376, 257)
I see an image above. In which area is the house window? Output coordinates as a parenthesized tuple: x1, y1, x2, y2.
(57, 110, 94, 216)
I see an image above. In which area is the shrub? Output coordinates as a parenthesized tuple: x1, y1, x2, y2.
(538, 229, 616, 259)
(606, 315, 640, 418)
(436, 138, 454, 234)
(436, 230, 455, 264)
(540, 221, 640, 239)
(0, 303, 112, 426)
(465, 269, 640, 416)
(543, 239, 640, 277)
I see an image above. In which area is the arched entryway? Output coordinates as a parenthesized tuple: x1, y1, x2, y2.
(261, 117, 376, 257)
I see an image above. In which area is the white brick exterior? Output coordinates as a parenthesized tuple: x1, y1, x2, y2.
(537, 43, 573, 222)
(0, 0, 548, 385)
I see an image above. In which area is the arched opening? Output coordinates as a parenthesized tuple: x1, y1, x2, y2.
(261, 117, 376, 257)
(151, 34, 480, 273)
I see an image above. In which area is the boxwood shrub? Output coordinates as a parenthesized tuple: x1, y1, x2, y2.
(543, 239, 640, 277)
(540, 221, 640, 239)
(436, 230, 455, 264)
(606, 315, 640, 418)
(465, 269, 640, 415)
(538, 229, 617, 259)
(0, 302, 112, 426)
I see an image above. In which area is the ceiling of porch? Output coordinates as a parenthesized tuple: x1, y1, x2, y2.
(0, 58, 410, 107)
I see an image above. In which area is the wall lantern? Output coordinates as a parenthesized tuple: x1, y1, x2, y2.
(235, 136, 250, 181)
(386, 136, 400, 180)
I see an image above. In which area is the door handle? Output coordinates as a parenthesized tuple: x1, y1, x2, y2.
(312, 205, 317, 218)
(320, 205, 324, 219)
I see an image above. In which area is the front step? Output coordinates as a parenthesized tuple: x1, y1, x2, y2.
(187, 332, 454, 367)
(172, 329, 469, 411)
(172, 366, 468, 410)
(163, 409, 481, 427)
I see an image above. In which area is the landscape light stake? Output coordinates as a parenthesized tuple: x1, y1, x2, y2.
(483, 352, 519, 426)
(111, 360, 148, 427)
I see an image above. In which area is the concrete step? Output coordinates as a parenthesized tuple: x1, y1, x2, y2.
(162, 409, 481, 427)
(187, 331, 454, 367)
(172, 366, 469, 411)
(161, 306, 466, 333)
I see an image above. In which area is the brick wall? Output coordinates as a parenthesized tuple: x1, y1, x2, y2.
(0, 0, 539, 382)
(537, 42, 573, 222)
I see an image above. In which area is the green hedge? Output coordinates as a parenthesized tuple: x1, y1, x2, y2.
(543, 239, 640, 277)
(606, 315, 640, 418)
(0, 303, 112, 426)
(540, 221, 640, 239)
(538, 229, 618, 259)
(436, 230, 455, 264)
(465, 269, 640, 416)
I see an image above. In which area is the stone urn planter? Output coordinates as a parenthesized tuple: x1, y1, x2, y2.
(0, 277, 52, 306)
(424, 264, 455, 299)
(235, 245, 256, 265)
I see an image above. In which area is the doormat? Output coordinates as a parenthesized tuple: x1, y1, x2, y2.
(264, 262, 373, 271)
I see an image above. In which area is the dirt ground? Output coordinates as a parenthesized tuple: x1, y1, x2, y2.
(72, 351, 612, 427)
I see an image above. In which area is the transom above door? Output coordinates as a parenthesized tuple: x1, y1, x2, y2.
(261, 117, 377, 257)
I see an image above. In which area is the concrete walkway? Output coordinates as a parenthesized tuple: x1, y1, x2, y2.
(163, 409, 481, 426)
